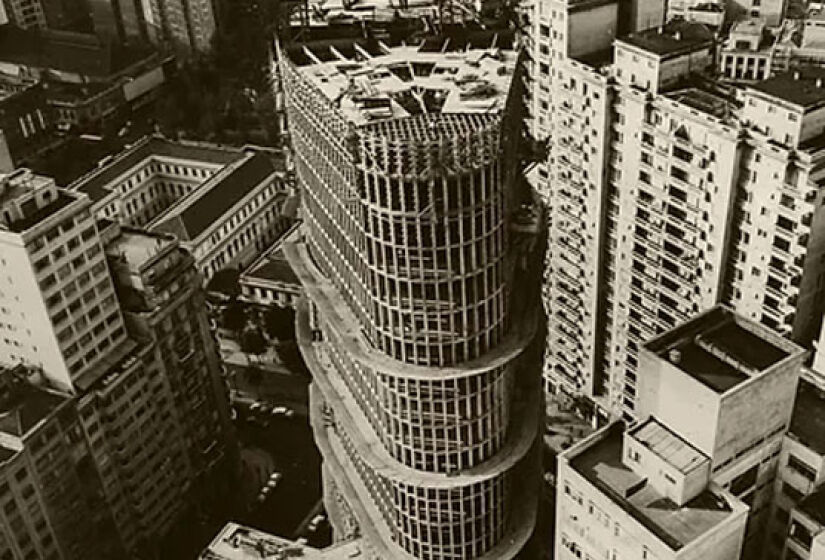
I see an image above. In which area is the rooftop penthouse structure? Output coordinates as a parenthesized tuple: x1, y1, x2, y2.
(557, 306, 806, 560)
(278, 18, 542, 560)
(200, 522, 363, 560)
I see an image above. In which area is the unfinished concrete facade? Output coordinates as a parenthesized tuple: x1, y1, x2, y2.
(278, 21, 543, 560)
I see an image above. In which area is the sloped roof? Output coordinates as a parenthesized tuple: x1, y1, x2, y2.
(153, 151, 285, 240)
(71, 135, 244, 203)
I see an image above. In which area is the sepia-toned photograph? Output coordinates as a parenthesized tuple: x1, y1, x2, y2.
(0, 0, 823, 558)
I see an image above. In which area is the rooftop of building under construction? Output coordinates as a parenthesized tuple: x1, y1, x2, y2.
(282, 23, 517, 125)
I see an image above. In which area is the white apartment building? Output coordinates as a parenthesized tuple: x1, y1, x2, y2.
(639, 306, 807, 558)
(557, 306, 807, 560)
(536, 4, 825, 421)
(557, 420, 749, 560)
(0, 170, 127, 392)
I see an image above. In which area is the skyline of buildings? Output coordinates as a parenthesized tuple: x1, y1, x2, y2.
(7, 0, 825, 558)
(527, 0, 825, 426)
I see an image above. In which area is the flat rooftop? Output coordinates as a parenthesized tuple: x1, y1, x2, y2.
(618, 20, 714, 60)
(106, 228, 176, 271)
(285, 26, 516, 126)
(570, 423, 738, 551)
(629, 418, 709, 474)
(666, 85, 737, 119)
(789, 377, 825, 455)
(730, 18, 764, 37)
(200, 522, 363, 559)
(646, 306, 796, 393)
(4, 191, 79, 234)
(797, 486, 825, 527)
(749, 67, 825, 111)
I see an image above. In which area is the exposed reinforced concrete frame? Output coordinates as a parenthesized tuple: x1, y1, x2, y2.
(278, 20, 543, 560)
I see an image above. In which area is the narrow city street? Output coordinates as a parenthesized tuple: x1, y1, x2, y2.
(234, 411, 331, 548)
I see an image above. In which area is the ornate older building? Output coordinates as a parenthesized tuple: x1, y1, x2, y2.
(278, 20, 543, 560)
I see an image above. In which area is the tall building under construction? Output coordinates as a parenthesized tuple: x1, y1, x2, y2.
(278, 17, 544, 560)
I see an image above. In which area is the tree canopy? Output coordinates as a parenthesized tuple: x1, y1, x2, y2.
(263, 306, 295, 341)
(153, 0, 282, 145)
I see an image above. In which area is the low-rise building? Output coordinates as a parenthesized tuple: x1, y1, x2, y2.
(0, 82, 52, 170)
(555, 306, 808, 560)
(150, 150, 290, 279)
(719, 19, 781, 82)
(666, 0, 726, 26)
(200, 522, 364, 559)
(0, 28, 170, 133)
(239, 221, 302, 309)
(70, 135, 292, 281)
(557, 421, 749, 560)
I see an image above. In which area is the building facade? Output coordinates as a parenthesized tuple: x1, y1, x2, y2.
(143, 0, 216, 53)
(279, 20, 543, 560)
(0, 82, 53, 171)
(532, 1, 825, 422)
(557, 306, 807, 560)
(0, 170, 235, 556)
(0, 366, 121, 560)
(70, 135, 291, 281)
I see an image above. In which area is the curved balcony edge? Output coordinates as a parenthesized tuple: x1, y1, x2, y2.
(311, 383, 541, 560)
(297, 295, 541, 487)
(284, 239, 538, 380)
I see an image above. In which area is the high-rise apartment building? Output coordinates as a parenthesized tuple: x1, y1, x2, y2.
(1, 0, 45, 29)
(143, 0, 216, 53)
(534, 1, 825, 421)
(278, 19, 543, 560)
(557, 306, 807, 560)
(0, 170, 235, 556)
(88, 0, 149, 44)
(0, 365, 120, 560)
(0, 170, 128, 392)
